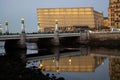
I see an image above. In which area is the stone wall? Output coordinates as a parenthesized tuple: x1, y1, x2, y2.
(89, 32, 120, 41)
(89, 32, 120, 47)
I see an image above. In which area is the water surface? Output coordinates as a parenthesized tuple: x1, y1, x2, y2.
(0, 42, 120, 80)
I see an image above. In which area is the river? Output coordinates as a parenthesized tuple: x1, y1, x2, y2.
(0, 41, 120, 80)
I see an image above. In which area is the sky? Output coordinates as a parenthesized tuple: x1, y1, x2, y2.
(0, 0, 109, 33)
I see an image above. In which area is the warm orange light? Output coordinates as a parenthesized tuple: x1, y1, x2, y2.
(55, 19, 58, 24)
(21, 17, 24, 24)
(69, 58, 71, 65)
(5, 20, 8, 25)
(39, 64, 43, 69)
(56, 67, 60, 72)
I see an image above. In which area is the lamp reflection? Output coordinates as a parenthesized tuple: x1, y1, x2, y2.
(39, 60, 43, 69)
(69, 57, 71, 65)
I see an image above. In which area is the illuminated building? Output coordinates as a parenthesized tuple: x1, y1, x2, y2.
(37, 7, 104, 32)
(104, 17, 109, 27)
(108, 0, 120, 28)
(109, 58, 120, 80)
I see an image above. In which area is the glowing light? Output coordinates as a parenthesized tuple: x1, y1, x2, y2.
(52, 57, 55, 62)
(39, 64, 43, 69)
(56, 67, 60, 72)
(21, 17, 24, 24)
(69, 58, 71, 65)
(55, 19, 58, 24)
(21, 17, 24, 21)
(5, 20, 8, 25)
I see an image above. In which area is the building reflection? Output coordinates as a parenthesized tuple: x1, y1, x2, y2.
(26, 46, 120, 80)
(38, 47, 106, 72)
(109, 57, 120, 80)
(40, 56, 105, 72)
(90, 47, 120, 80)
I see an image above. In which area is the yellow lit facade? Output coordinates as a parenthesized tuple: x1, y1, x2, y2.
(39, 56, 105, 72)
(37, 7, 104, 32)
(104, 17, 109, 27)
(108, 0, 120, 28)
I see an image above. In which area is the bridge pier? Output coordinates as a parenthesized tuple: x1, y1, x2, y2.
(19, 34, 27, 49)
(78, 31, 89, 44)
(52, 32, 60, 46)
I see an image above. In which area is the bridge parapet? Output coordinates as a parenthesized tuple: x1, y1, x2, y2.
(0, 35, 20, 41)
(58, 33, 80, 37)
(26, 34, 54, 39)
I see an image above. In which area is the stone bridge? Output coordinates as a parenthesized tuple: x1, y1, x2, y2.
(0, 32, 89, 52)
(1, 31, 120, 52)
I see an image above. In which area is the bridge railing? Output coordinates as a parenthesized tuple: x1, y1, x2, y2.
(0, 33, 20, 35)
(0, 31, 82, 35)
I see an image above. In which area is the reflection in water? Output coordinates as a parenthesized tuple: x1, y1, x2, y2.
(27, 47, 106, 72)
(0, 42, 48, 80)
(26, 46, 120, 80)
(0, 49, 27, 79)
(40, 55, 106, 72)
(90, 47, 120, 80)
(0, 42, 5, 55)
(109, 57, 120, 80)
(1, 41, 120, 80)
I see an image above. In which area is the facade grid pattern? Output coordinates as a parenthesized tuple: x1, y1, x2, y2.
(108, 0, 120, 28)
(37, 7, 103, 32)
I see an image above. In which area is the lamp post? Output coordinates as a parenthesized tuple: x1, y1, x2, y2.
(38, 22, 40, 33)
(21, 18, 25, 34)
(5, 20, 9, 34)
(55, 20, 59, 33)
(0, 23, 2, 35)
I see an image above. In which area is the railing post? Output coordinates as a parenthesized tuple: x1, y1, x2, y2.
(19, 34, 26, 49)
(78, 30, 89, 44)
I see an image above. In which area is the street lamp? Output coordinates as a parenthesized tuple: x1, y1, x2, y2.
(55, 20, 59, 33)
(37, 22, 40, 33)
(21, 17, 24, 24)
(0, 23, 2, 35)
(5, 20, 9, 34)
(21, 18, 25, 34)
(55, 19, 58, 24)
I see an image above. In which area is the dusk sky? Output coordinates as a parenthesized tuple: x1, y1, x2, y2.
(0, 0, 109, 33)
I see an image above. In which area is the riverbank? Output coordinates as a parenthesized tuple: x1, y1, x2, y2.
(0, 55, 49, 80)
(88, 40, 120, 48)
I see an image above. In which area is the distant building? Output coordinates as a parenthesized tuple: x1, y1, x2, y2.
(37, 7, 104, 32)
(104, 17, 109, 27)
(108, 0, 120, 28)
(102, 17, 110, 30)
